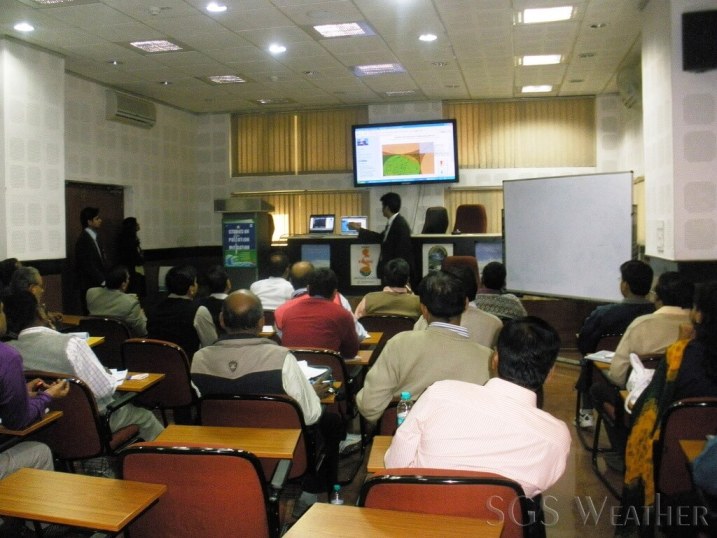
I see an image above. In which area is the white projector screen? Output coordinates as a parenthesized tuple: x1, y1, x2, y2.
(503, 172, 634, 302)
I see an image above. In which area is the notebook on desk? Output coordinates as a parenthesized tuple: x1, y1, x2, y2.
(585, 350, 614, 363)
(340, 216, 368, 236)
(308, 214, 335, 234)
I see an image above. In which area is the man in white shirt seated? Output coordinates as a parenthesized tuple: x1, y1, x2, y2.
(86, 265, 147, 337)
(249, 251, 294, 311)
(385, 316, 571, 500)
(5, 291, 164, 442)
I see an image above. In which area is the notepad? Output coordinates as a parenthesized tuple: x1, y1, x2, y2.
(297, 361, 331, 383)
(585, 350, 614, 363)
(109, 369, 128, 382)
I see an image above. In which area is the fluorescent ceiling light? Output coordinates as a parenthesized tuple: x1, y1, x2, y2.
(130, 40, 182, 53)
(419, 33, 437, 42)
(255, 98, 293, 105)
(269, 44, 287, 54)
(521, 6, 574, 24)
(521, 54, 562, 66)
(384, 90, 417, 97)
(522, 85, 553, 93)
(207, 75, 246, 84)
(206, 2, 227, 13)
(313, 22, 374, 38)
(353, 63, 405, 76)
(14, 22, 35, 32)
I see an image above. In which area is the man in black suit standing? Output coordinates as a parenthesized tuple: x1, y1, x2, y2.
(75, 206, 106, 313)
(349, 192, 415, 284)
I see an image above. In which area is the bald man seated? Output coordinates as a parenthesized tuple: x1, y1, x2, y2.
(190, 290, 349, 516)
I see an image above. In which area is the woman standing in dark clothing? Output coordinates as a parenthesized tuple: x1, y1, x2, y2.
(117, 217, 145, 297)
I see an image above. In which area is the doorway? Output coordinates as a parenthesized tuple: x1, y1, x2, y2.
(64, 182, 124, 314)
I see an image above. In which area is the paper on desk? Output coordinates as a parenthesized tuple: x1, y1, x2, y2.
(297, 360, 328, 380)
(585, 350, 614, 363)
(109, 369, 128, 382)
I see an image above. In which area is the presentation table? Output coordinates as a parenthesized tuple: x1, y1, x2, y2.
(284, 503, 503, 537)
(0, 468, 166, 534)
(155, 424, 300, 459)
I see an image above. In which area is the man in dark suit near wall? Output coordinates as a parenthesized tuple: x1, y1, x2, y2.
(349, 192, 415, 283)
(75, 206, 106, 314)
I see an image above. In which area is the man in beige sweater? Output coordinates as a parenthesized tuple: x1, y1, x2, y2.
(356, 270, 493, 423)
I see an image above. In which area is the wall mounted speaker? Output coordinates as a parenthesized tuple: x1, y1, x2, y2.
(683, 10, 717, 73)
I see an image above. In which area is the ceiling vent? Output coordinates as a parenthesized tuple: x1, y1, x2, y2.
(106, 90, 156, 128)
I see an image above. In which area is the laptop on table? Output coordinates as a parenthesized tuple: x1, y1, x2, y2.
(340, 216, 368, 236)
(308, 214, 335, 235)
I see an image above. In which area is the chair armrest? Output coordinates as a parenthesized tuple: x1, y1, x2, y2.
(270, 459, 292, 495)
(105, 392, 137, 415)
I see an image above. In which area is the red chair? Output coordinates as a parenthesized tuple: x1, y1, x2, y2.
(441, 255, 480, 289)
(453, 204, 487, 234)
(120, 444, 281, 538)
(357, 468, 541, 538)
(356, 315, 417, 367)
(421, 207, 449, 234)
(77, 316, 131, 370)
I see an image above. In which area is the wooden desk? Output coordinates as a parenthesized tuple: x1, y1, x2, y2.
(155, 424, 300, 459)
(0, 468, 166, 533)
(367, 435, 392, 473)
(58, 314, 84, 326)
(88, 336, 105, 348)
(344, 349, 372, 367)
(361, 332, 382, 347)
(680, 439, 707, 463)
(320, 381, 342, 405)
(284, 503, 503, 538)
(117, 372, 165, 393)
(0, 411, 63, 437)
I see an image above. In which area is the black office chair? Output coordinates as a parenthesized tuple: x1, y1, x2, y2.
(421, 207, 449, 234)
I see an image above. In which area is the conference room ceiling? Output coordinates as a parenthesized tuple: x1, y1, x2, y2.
(1, 0, 645, 114)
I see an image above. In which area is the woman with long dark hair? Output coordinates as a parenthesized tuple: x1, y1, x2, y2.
(117, 217, 145, 297)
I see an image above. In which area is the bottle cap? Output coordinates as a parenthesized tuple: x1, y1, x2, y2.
(333, 484, 341, 492)
(401, 391, 410, 400)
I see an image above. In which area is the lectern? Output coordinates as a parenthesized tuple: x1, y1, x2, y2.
(214, 198, 274, 290)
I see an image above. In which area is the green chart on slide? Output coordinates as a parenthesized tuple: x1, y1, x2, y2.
(382, 143, 435, 176)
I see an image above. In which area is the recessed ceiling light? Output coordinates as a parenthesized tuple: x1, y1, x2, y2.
(107, 59, 123, 66)
(14, 22, 35, 32)
(419, 33, 437, 42)
(384, 90, 416, 97)
(255, 98, 293, 105)
(352, 63, 405, 76)
(207, 75, 246, 84)
(206, 2, 227, 13)
(130, 40, 182, 53)
(590, 23, 607, 29)
(159, 81, 172, 85)
(269, 44, 287, 54)
(520, 54, 562, 66)
(522, 85, 553, 93)
(31, 0, 84, 4)
(313, 22, 374, 38)
(520, 6, 574, 24)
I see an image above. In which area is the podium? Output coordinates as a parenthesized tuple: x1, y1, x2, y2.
(214, 198, 274, 290)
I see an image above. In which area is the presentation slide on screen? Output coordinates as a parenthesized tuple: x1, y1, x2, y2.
(354, 123, 456, 184)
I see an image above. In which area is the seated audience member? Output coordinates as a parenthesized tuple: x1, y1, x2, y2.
(0, 257, 21, 294)
(190, 290, 347, 516)
(590, 271, 694, 461)
(474, 261, 527, 320)
(5, 291, 164, 441)
(276, 261, 367, 341)
(574, 259, 655, 429)
(8, 266, 62, 331)
(617, 281, 717, 532)
(0, 296, 69, 480)
(278, 268, 359, 358)
(354, 258, 420, 319)
(147, 264, 214, 355)
(693, 435, 717, 497)
(356, 270, 493, 423)
(86, 265, 147, 337)
(197, 265, 231, 337)
(249, 251, 294, 311)
(385, 316, 570, 499)
(414, 264, 502, 348)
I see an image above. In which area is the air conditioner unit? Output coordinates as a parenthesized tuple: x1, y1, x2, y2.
(106, 90, 156, 128)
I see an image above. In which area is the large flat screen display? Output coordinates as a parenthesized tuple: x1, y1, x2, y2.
(352, 119, 459, 187)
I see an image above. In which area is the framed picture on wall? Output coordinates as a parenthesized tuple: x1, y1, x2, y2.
(422, 243, 454, 276)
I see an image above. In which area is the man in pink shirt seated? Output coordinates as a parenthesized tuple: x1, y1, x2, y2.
(385, 316, 571, 500)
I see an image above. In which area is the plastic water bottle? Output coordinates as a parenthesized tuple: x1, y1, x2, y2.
(330, 484, 344, 505)
(396, 391, 412, 427)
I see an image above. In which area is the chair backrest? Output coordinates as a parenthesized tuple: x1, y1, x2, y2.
(77, 316, 131, 370)
(199, 394, 312, 480)
(441, 255, 481, 289)
(376, 400, 399, 436)
(654, 397, 717, 498)
(453, 204, 487, 234)
(23, 370, 138, 464)
(355, 315, 416, 366)
(421, 207, 449, 234)
(287, 347, 354, 417)
(120, 444, 274, 538)
(357, 468, 533, 538)
(121, 338, 196, 411)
